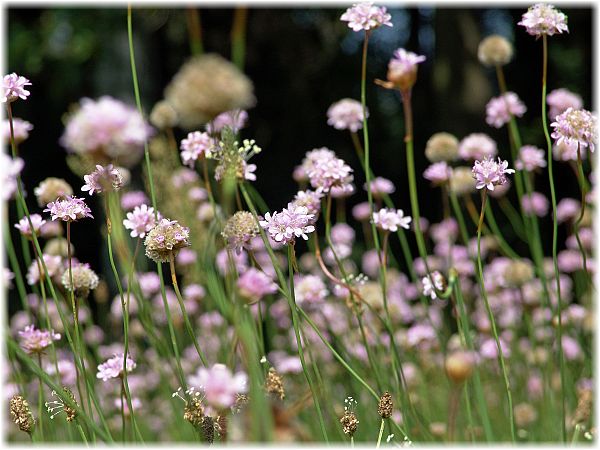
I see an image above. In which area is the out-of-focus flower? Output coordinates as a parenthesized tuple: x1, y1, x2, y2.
(123, 204, 160, 239)
(327, 99, 367, 133)
(425, 132, 459, 162)
(237, 268, 277, 303)
(340, 2, 392, 32)
(222, 211, 259, 253)
(294, 274, 328, 306)
(365, 176, 395, 197)
(372, 208, 412, 232)
(547, 88, 583, 121)
(97, 354, 136, 381)
(14, 214, 46, 239)
(422, 271, 445, 300)
(2, 73, 31, 103)
(81, 164, 123, 196)
(26, 254, 62, 286)
(485, 92, 526, 128)
(2, 118, 33, 144)
(17, 324, 60, 354)
(518, 3, 568, 37)
(521, 192, 549, 217)
(144, 218, 191, 263)
(61, 263, 99, 298)
(551, 107, 597, 154)
(556, 198, 580, 223)
(423, 162, 452, 185)
(149, 100, 178, 130)
(477, 35, 513, 67)
(302, 147, 354, 194)
(459, 133, 497, 161)
(34, 178, 73, 207)
(210, 136, 261, 183)
(260, 203, 315, 245)
(180, 131, 213, 168)
(206, 109, 248, 134)
(188, 363, 248, 411)
(44, 196, 93, 222)
(384, 48, 426, 91)
(472, 157, 515, 191)
(515, 145, 547, 171)
(449, 166, 477, 195)
(292, 190, 323, 216)
(120, 190, 149, 210)
(0, 153, 24, 200)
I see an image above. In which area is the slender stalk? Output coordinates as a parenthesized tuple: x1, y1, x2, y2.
(120, 378, 126, 443)
(37, 353, 44, 440)
(573, 146, 590, 276)
(375, 419, 385, 448)
(185, 7, 203, 55)
(231, 7, 248, 69)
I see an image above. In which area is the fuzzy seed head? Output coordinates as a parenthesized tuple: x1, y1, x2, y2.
(10, 395, 35, 434)
(378, 391, 393, 418)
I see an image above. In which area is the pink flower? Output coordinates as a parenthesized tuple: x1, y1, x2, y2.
(387, 48, 426, 90)
(26, 254, 63, 286)
(327, 99, 367, 133)
(81, 164, 124, 195)
(123, 204, 160, 239)
(547, 88, 583, 121)
(292, 189, 323, 216)
(521, 192, 549, 217)
(2, 118, 33, 144)
(340, 2, 393, 32)
(96, 354, 136, 381)
(515, 145, 547, 171)
(423, 161, 452, 184)
(485, 92, 526, 128)
(14, 214, 46, 238)
(422, 271, 444, 300)
(294, 274, 328, 306)
(352, 201, 371, 222)
(372, 207, 412, 232)
(44, 196, 93, 222)
(459, 133, 498, 160)
(237, 268, 277, 303)
(18, 324, 60, 354)
(551, 107, 597, 154)
(331, 223, 355, 245)
(180, 131, 213, 168)
(302, 148, 354, 194)
(0, 153, 24, 201)
(259, 203, 316, 244)
(518, 3, 568, 37)
(471, 157, 515, 191)
(556, 198, 580, 223)
(365, 176, 395, 197)
(2, 73, 31, 103)
(120, 190, 149, 210)
(188, 363, 248, 411)
(206, 109, 248, 134)
(137, 272, 161, 297)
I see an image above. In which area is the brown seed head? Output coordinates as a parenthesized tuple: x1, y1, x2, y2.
(340, 411, 359, 436)
(10, 394, 35, 434)
(378, 391, 393, 418)
(266, 367, 285, 400)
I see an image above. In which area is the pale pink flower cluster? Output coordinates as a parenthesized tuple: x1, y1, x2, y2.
(340, 2, 392, 32)
(81, 164, 124, 195)
(18, 324, 60, 354)
(550, 107, 597, 154)
(27, 254, 62, 286)
(123, 204, 160, 239)
(1, 153, 24, 201)
(292, 190, 323, 216)
(371, 208, 412, 232)
(44, 196, 93, 222)
(97, 354, 136, 381)
(2, 73, 31, 103)
(515, 145, 547, 171)
(180, 131, 213, 168)
(327, 99, 367, 133)
(522, 192, 549, 217)
(302, 147, 354, 193)
(518, 3, 568, 37)
(188, 363, 248, 411)
(14, 214, 46, 238)
(547, 88, 583, 121)
(2, 118, 33, 144)
(206, 109, 248, 134)
(485, 92, 526, 128)
(365, 176, 395, 197)
(459, 133, 497, 160)
(294, 274, 329, 306)
(237, 268, 277, 303)
(388, 48, 426, 81)
(472, 157, 515, 191)
(423, 162, 452, 184)
(260, 203, 316, 244)
(422, 271, 444, 300)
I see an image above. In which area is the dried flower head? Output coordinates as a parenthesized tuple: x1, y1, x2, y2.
(472, 157, 515, 191)
(81, 164, 124, 196)
(266, 367, 285, 400)
(61, 262, 99, 298)
(44, 196, 93, 222)
(222, 211, 259, 253)
(518, 3, 568, 37)
(327, 98, 367, 133)
(449, 166, 477, 195)
(425, 132, 459, 162)
(551, 107, 597, 154)
(2, 73, 31, 103)
(144, 218, 191, 263)
(445, 351, 475, 384)
(340, 2, 392, 32)
(149, 100, 178, 130)
(34, 177, 73, 207)
(378, 391, 393, 418)
(165, 54, 255, 129)
(477, 35, 513, 67)
(340, 397, 359, 436)
(17, 324, 60, 354)
(503, 259, 534, 287)
(123, 204, 160, 239)
(572, 387, 593, 427)
(45, 388, 78, 422)
(10, 394, 35, 434)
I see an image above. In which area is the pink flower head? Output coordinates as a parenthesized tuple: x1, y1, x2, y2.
(18, 324, 60, 354)
(259, 202, 316, 245)
(352, 201, 371, 222)
(340, 2, 392, 32)
(365, 176, 395, 197)
(423, 161, 452, 185)
(515, 145, 547, 171)
(547, 88, 583, 121)
(551, 107, 597, 154)
(302, 148, 354, 194)
(188, 363, 248, 411)
(372, 207, 412, 232)
(97, 354, 136, 381)
(518, 3, 568, 37)
(387, 48, 426, 90)
(180, 131, 213, 168)
(485, 92, 526, 128)
(44, 196, 93, 222)
(422, 271, 444, 300)
(327, 99, 367, 133)
(292, 189, 323, 216)
(472, 157, 515, 191)
(237, 267, 277, 303)
(294, 274, 329, 306)
(521, 192, 549, 217)
(14, 214, 46, 238)
(459, 133, 498, 160)
(26, 254, 62, 286)
(206, 109, 248, 134)
(120, 190, 149, 210)
(2, 73, 31, 103)
(2, 118, 33, 144)
(556, 198, 580, 223)
(331, 223, 355, 245)
(0, 153, 24, 201)
(123, 204, 160, 238)
(81, 164, 124, 195)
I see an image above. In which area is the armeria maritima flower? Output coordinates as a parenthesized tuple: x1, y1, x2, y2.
(237, 267, 277, 304)
(180, 131, 213, 168)
(485, 92, 526, 128)
(123, 204, 160, 239)
(1, 153, 24, 201)
(14, 214, 46, 239)
(259, 203, 316, 245)
(472, 157, 515, 191)
(144, 218, 191, 262)
(422, 271, 445, 300)
(515, 145, 547, 171)
(188, 363, 248, 412)
(340, 2, 392, 32)
(44, 196, 93, 222)
(518, 3, 568, 37)
(459, 133, 497, 161)
(327, 99, 367, 133)
(547, 88, 583, 121)
(81, 164, 124, 195)
(550, 107, 597, 154)
(97, 354, 136, 381)
(17, 324, 60, 354)
(2, 118, 33, 144)
(371, 208, 412, 232)
(385, 48, 426, 91)
(2, 73, 31, 103)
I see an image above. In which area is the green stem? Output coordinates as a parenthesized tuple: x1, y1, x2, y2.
(185, 7, 203, 55)
(375, 419, 385, 448)
(231, 7, 248, 69)
(37, 353, 44, 440)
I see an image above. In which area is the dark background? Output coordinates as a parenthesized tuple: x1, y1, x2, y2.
(7, 5, 594, 278)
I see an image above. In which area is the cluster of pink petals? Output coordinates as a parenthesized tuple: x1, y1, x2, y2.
(294, 274, 329, 306)
(27, 254, 62, 286)
(44, 196, 93, 222)
(1, 153, 24, 201)
(423, 162, 452, 184)
(96, 353, 136, 381)
(472, 157, 515, 191)
(515, 145, 547, 171)
(206, 109, 248, 134)
(459, 133, 498, 160)
(518, 3, 569, 37)
(365, 176, 395, 197)
(120, 191, 149, 210)
(2, 118, 33, 144)
(14, 214, 46, 238)
(422, 271, 444, 300)
(485, 92, 526, 128)
(550, 107, 597, 154)
(371, 207, 412, 232)
(123, 204, 160, 238)
(340, 2, 393, 32)
(521, 192, 549, 217)
(180, 131, 213, 168)
(81, 164, 124, 195)
(188, 363, 248, 411)
(547, 88, 583, 121)
(237, 268, 277, 302)
(302, 147, 354, 193)
(292, 189, 323, 216)
(2, 73, 31, 103)
(260, 203, 316, 244)
(389, 48, 426, 78)
(327, 99, 366, 133)
(18, 324, 60, 354)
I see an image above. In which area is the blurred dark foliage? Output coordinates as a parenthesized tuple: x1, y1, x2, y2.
(7, 5, 593, 291)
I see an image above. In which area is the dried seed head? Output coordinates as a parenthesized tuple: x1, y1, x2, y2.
(445, 351, 475, 384)
(183, 397, 205, 428)
(222, 211, 259, 252)
(61, 262, 99, 299)
(216, 414, 228, 440)
(514, 402, 538, 428)
(144, 218, 191, 263)
(449, 167, 477, 195)
(503, 259, 534, 287)
(478, 35, 513, 67)
(266, 367, 285, 400)
(378, 391, 393, 418)
(149, 100, 178, 130)
(425, 132, 459, 163)
(340, 411, 359, 436)
(200, 415, 215, 444)
(572, 387, 593, 427)
(232, 393, 249, 414)
(10, 394, 35, 434)
(34, 177, 74, 207)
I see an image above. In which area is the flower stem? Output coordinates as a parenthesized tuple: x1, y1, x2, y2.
(37, 353, 44, 440)
(185, 7, 203, 56)
(231, 7, 248, 69)
(375, 419, 385, 449)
